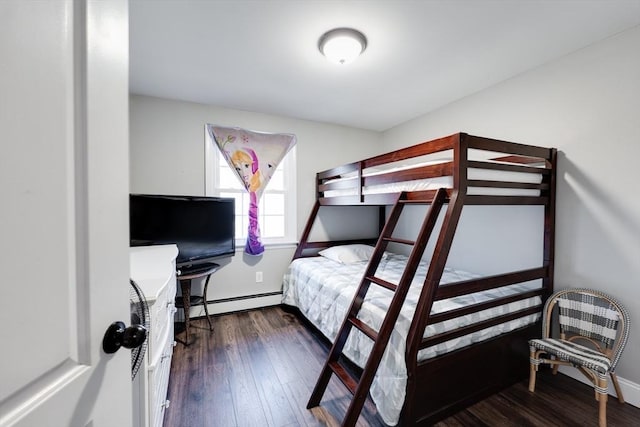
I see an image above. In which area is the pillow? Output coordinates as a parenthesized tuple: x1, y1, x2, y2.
(318, 244, 377, 264)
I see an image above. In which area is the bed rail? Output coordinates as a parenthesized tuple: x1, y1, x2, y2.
(434, 267, 548, 300)
(316, 132, 554, 206)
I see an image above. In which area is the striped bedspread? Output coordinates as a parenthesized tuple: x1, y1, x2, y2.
(282, 253, 541, 426)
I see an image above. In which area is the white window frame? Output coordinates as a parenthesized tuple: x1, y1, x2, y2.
(204, 128, 297, 248)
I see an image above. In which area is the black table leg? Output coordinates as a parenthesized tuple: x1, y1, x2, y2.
(180, 279, 191, 345)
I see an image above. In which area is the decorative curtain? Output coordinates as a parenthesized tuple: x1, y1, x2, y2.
(207, 125, 296, 256)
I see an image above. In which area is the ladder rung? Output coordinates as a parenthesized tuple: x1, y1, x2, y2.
(365, 275, 397, 292)
(399, 198, 436, 204)
(348, 317, 378, 341)
(329, 361, 358, 394)
(383, 236, 415, 245)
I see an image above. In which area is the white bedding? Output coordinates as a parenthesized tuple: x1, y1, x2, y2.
(323, 158, 543, 197)
(281, 253, 541, 425)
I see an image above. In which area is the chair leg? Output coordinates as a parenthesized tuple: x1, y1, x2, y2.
(610, 372, 625, 404)
(528, 349, 537, 392)
(596, 376, 608, 427)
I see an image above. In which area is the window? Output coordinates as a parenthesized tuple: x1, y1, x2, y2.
(205, 136, 297, 248)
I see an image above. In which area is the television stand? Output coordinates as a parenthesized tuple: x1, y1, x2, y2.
(174, 262, 219, 345)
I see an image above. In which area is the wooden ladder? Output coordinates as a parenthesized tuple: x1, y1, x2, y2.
(307, 188, 448, 426)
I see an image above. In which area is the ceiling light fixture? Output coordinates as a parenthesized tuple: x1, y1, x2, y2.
(318, 28, 367, 65)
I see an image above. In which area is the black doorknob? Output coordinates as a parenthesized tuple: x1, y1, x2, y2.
(102, 321, 147, 354)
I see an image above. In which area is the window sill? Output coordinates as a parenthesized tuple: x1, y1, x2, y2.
(233, 241, 298, 251)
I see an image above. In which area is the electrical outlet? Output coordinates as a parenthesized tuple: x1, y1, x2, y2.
(256, 271, 263, 283)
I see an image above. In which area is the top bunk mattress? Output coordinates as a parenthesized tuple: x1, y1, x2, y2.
(323, 157, 544, 197)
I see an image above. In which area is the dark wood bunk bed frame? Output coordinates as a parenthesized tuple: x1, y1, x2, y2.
(290, 133, 557, 426)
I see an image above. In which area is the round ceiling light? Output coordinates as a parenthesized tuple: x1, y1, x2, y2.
(318, 28, 367, 65)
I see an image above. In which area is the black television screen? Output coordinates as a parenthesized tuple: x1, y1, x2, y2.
(129, 194, 235, 266)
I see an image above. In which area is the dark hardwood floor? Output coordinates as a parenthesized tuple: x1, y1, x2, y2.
(164, 306, 640, 427)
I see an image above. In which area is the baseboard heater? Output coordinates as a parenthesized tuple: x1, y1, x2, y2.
(177, 291, 283, 320)
(206, 290, 282, 305)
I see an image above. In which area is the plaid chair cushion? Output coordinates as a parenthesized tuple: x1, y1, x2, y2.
(529, 338, 612, 374)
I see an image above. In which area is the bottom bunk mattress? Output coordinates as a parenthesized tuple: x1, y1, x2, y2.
(281, 251, 541, 426)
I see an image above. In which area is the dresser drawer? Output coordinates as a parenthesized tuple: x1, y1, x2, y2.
(148, 336, 175, 427)
(148, 275, 176, 359)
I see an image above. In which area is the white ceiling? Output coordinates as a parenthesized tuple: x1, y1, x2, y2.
(129, 0, 640, 132)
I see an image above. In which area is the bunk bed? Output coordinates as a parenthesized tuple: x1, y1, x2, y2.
(282, 133, 557, 426)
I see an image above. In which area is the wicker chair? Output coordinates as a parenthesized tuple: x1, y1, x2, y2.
(529, 288, 630, 427)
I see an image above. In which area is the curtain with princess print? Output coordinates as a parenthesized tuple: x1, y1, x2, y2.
(207, 125, 296, 255)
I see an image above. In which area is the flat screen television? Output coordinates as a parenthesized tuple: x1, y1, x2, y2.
(129, 194, 235, 266)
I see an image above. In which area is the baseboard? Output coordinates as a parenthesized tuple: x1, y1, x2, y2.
(180, 292, 282, 318)
(558, 366, 640, 408)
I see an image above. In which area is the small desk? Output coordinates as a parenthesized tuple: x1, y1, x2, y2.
(175, 262, 219, 345)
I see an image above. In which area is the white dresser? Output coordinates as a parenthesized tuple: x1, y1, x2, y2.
(130, 245, 178, 427)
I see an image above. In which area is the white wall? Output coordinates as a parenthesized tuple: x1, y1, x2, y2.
(383, 26, 640, 391)
(391, 205, 544, 277)
(130, 95, 382, 313)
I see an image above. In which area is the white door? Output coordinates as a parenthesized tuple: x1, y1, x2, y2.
(0, 1, 132, 426)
